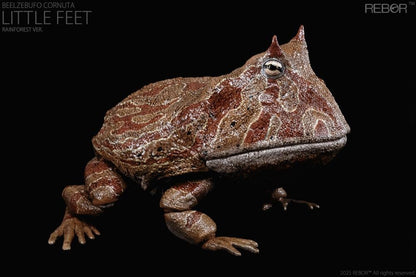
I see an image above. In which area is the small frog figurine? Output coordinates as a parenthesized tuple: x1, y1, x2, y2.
(48, 26, 350, 256)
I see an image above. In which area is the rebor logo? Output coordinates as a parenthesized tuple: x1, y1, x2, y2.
(364, 2, 412, 14)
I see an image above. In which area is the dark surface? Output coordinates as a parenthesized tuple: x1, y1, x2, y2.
(3, 1, 414, 275)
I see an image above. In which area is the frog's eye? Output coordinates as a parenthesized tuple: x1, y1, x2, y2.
(262, 58, 285, 79)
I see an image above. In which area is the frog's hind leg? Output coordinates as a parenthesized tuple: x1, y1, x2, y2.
(160, 179, 259, 256)
(48, 157, 126, 250)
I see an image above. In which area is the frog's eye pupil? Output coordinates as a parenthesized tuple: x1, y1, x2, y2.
(262, 58, 285, 79)
(267, 64, 278, 71)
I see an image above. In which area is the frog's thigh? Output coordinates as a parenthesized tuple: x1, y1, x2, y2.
(84, 157, 127, 206)
(160, 179, 216, 244)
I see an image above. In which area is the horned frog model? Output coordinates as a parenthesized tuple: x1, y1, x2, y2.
(48, 26, 350, 256)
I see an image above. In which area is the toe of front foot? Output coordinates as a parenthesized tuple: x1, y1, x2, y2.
(48, 216, 100, 250)
(202, 236, 259, 256)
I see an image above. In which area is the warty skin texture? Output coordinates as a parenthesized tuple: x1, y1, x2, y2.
(48, 26, 350, 255)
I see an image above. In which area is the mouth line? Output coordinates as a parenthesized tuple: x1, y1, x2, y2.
(206, 135, 347, 174)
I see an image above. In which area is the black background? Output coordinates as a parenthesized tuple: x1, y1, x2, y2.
(2, 1, 415, 275)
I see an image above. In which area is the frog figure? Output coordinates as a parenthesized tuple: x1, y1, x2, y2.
(48, 26, 350, 255)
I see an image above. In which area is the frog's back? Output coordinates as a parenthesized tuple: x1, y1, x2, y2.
(92, 77, 214, 188)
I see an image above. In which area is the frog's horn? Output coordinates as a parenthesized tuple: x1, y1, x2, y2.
(267, 35, 284, 58)
(292, 25, 305, 42)
(290, 25, 308, 48)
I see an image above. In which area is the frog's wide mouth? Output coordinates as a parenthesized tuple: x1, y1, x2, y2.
(205, 136, 347, 174)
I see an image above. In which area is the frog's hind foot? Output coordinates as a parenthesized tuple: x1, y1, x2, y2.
(262, 187, 320, 211)
(161, 179, 259, 256)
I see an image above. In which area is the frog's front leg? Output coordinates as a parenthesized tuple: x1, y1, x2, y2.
(262, 187, 320, 211)
(160, 179, 259, 256)
(48, 157, 126, 250)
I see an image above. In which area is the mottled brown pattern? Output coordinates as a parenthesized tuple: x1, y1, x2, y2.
(84, 157, 112, 177)
(174, 179, 213, 199)
(185, 211, 202, 229)
(314, 120, 329, 138)
(164, 211, 217, 245)
(92, 78, 216, 186)
(83, 158, 126, 206)
(91, 27, 349, 187)
(68, 190, 82, 214)
(244, 111, 272, 144)
(174, 181, 202, 193)
(62, 185, 102, 215)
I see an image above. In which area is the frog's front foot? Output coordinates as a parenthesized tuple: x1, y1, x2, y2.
(262, 187, 320, 211)
(202, 237, 259, 256)
(48, 209, 100, 250)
